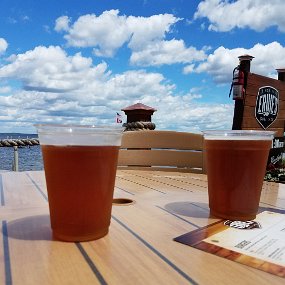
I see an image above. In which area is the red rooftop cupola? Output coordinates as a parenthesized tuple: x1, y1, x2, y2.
(121, 103, 157, 123)
(121, 103, 157, 131)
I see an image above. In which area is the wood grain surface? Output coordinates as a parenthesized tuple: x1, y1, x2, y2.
(0, 170, 284, 285)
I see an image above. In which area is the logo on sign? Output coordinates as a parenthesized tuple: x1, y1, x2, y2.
(255, 86, 279, 129)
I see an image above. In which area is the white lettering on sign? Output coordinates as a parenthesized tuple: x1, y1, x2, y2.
(273, 139, 284, 148)
(271, 154, 282, 165)
(257, 93, 278, 116)
(255, 86, 279, 129)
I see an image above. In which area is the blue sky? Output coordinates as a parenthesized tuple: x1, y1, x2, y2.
(0, 0, 285, 133)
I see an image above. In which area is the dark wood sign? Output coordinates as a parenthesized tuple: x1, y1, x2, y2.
(255, 86, 279, 129)
(232, 72, 285, 183)
(239, 73, 285, 137)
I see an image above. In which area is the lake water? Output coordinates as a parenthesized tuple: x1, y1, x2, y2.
(0, 133, 44, 171)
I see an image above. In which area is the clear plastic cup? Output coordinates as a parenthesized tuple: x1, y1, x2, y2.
(203, 130, 274, 221)
(35, 124, 123, 241)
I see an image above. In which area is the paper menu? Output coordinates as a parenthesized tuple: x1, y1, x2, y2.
(203, 211, 285, 267)
(174, 211, 285, 278)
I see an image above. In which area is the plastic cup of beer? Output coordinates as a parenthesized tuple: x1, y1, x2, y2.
(35, 124, 123, 242)
(203, 130, 274, 221)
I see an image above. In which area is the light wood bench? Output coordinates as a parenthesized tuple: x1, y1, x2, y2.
(118, 130, 205, 173)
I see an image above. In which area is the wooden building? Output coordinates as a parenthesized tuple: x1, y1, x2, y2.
(231, 55, 285, 182)
(232, 55, 285, 136)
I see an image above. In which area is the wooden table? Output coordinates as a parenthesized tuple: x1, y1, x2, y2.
(0, 170, 284, 285)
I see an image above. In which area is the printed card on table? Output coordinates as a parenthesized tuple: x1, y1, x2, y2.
(174, 211, 285, 278)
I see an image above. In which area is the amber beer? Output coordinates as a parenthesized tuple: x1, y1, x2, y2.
(204, 131, 274, 221)
(36, 124, 122, 242)
(42, 145, 119, 241)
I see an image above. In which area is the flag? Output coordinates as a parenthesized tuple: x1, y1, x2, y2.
(116, 112, 122, 123)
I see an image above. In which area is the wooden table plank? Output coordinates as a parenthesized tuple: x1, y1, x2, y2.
(81, 220, 197, 285)
(2, 219, 103, 285)
(1, 172, 48, 206)
(0, 170, 284, 285)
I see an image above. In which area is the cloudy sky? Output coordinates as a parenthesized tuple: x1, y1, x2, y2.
(0, 0, 285, 133)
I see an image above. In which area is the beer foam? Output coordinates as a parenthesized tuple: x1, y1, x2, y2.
(204, 135, 273, 141)
(203, 130, 274, 141)
(36, 124, 123, 146)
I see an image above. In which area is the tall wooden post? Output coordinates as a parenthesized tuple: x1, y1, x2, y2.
(232, 55, 254, 130)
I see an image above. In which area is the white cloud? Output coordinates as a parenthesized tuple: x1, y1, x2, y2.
(43, 25, 51, 33)
(0, 45, 233, 132)
(54, 10, 204, 66)
(0, 38, 8, 54)
(54, 15, 71, 32)
(0, 45, 171, 125)
(183, 64, 195, 74)
(189, 42, 285, 84)
(0, 86, 11, 93)
(22, 15, 30, 22)
(0, 46, 99, 92)
(130, 39, 207, 66)
(149, 95, 234, 132)
(194, 0, 285, 32)
(60, 10, 132, 57)
(126, 13, 180, 50)
(8, 17, 17, 24)
(58, 10, 179, 52)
